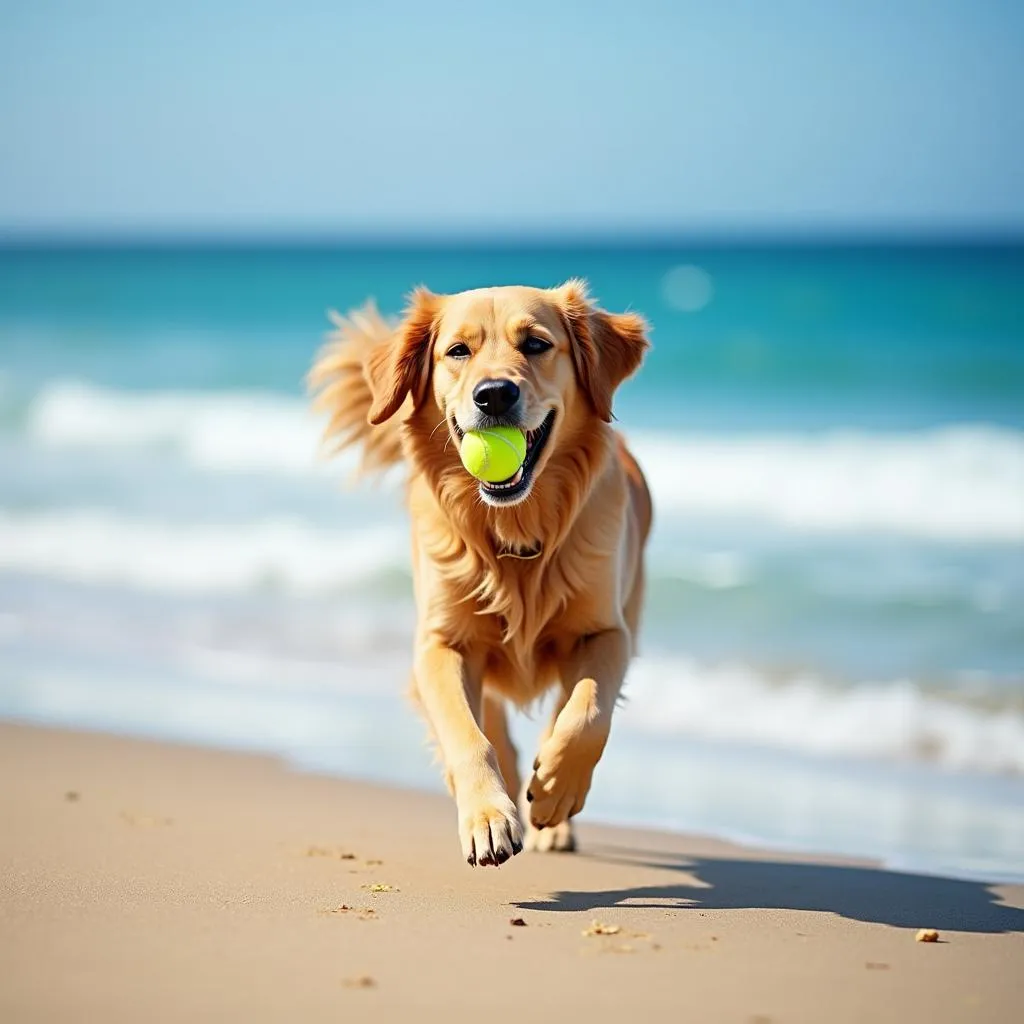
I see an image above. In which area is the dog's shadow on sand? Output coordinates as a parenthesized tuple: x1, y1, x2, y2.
(513, 844, 1024, 934)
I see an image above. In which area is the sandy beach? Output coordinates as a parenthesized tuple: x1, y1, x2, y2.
(1, 722, 1021, 1023)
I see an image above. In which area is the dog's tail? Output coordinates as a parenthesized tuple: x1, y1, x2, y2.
(308, 302, 405, 476)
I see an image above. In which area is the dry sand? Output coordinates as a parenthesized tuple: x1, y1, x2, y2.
(1, 722, 1021, 1022)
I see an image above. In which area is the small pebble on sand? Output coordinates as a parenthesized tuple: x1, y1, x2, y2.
(342, 975, 376, 989)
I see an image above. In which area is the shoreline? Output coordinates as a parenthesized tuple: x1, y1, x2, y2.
(2, 721, 1022, 1022)
(2, 705, 1021, 887)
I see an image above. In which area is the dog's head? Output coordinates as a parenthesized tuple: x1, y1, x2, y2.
(367, 281, 649, 506)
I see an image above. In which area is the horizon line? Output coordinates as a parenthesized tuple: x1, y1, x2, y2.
(2, 225, 1024, 251)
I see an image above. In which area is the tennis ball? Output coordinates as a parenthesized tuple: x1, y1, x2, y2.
(459, 426, 527, 483)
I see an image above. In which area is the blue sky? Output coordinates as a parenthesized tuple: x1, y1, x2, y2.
(1, 0, 1022, 237)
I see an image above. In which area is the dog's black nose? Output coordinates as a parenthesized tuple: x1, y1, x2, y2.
(472, 379, 520, 417)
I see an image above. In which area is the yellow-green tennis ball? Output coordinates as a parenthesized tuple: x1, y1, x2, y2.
(459, 426, 527, 483)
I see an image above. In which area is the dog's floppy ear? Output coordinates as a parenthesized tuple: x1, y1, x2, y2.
(365, 287, 441, 425)
(556, 279, 650, 422)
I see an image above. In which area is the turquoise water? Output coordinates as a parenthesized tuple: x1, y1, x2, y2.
(4, 244, 1024, 426)
(1, 242, 1022, 879)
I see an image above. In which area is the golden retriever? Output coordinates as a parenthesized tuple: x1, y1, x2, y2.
(310, 280, 652, 865)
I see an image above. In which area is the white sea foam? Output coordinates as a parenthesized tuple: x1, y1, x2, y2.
(25, 380, 351, 476)
(630, 426, 1024, 542)
(0, 510, 409, 595)
(21, 381, 1024, 541)
(0, 504, 1021, 775)
(5, 555, 1020, 774)
(622, 656, 1024, 776)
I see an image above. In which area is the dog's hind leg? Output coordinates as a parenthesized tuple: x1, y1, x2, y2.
(522, 690, 576, 854)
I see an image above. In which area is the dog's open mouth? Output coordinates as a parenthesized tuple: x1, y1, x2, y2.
(452, 411, 556, 503)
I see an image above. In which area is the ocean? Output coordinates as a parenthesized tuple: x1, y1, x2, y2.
(1, 241, 1022, 881)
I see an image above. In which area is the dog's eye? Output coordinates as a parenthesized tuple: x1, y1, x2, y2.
(521, 336, 552, 356)
(445, 343, 471, 360)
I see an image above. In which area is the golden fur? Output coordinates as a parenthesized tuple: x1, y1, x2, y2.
(310, 280, 652, 864)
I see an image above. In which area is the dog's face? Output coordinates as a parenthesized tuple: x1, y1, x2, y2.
(367, 281, 648, 507)
(431, 287, 577, 506)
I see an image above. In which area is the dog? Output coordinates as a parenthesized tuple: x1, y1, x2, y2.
(310, 280, 652, 865)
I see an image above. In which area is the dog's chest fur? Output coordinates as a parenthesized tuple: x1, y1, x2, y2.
(483, 563, 608, 701)
(407, 422, 630, 705)
(422, 519, 621, 705)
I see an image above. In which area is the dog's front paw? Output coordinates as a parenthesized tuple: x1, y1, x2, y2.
(526, 714, 609, 830)
(457, 789, 524, 867)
